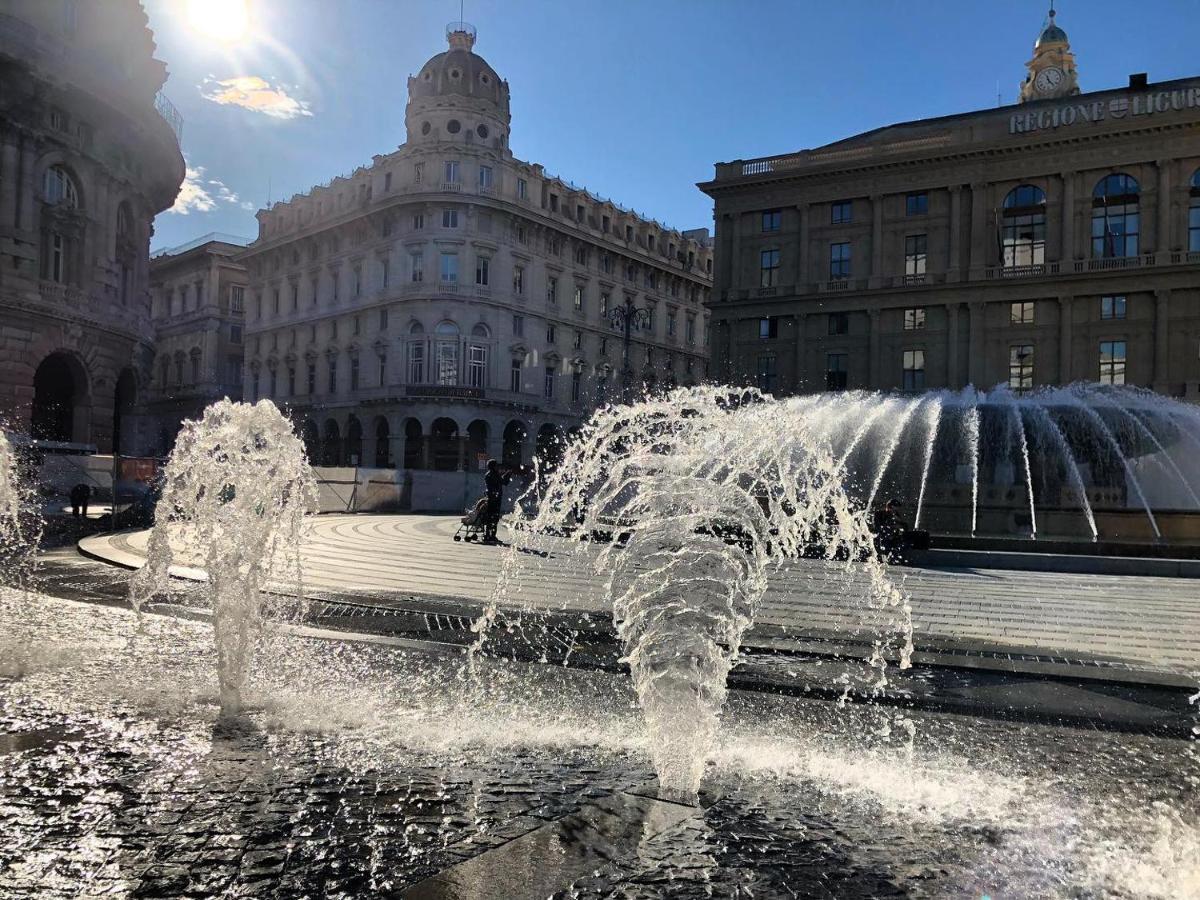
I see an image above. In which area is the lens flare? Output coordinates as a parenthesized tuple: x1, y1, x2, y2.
(186, 0, 250, 43)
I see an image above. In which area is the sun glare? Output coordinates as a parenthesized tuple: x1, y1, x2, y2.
(186, 0, 250, 43)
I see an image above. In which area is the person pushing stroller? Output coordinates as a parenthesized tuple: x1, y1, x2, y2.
(482, 459, 512, 544)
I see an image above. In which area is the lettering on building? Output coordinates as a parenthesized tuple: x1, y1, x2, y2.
(1009, 86, 1200, 134)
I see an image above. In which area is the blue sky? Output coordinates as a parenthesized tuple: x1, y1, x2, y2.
(144, 0, 1199, 252)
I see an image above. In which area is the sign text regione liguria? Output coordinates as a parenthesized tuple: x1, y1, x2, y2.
(1010, 87, 1200, 135)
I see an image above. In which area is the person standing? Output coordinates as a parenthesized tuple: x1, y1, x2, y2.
(482, 459, 512, 544)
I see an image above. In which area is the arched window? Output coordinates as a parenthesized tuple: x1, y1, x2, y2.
(467, 323, 489, 388)
(1001, 185, 1046, 268)
(1092, 173, 1140, 258)
(116, 202, 132, 238)
(43, 166, 78, 207)
(1189, 169, 1200, 253)
(435, 321, 459, 386)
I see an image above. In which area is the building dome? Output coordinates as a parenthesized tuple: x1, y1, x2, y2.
(1035, 9, 1068, 47)
(405, 22, 511, 149)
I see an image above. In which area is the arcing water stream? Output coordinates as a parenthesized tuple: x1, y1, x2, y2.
(129, 399, 318, 716)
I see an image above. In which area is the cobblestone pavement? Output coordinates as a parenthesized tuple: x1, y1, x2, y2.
(1, 587, 1198, 898)
(84, 515, 1200, 677)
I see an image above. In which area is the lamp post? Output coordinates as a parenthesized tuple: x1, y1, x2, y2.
(609, 295, 651, 401)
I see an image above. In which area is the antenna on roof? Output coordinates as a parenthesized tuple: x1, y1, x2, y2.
(996, 80, 1002, 107)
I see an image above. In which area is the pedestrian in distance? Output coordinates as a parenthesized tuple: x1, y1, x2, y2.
(69, 482, 91, 519)
(482, 459, 512, 544)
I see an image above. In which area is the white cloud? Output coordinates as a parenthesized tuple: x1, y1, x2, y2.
(199, 75, 312, 120)
(170, 165, 254, 215)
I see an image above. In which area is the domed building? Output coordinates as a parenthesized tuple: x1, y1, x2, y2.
(0, 0, 185, 454)
(240, 23, 713, 505)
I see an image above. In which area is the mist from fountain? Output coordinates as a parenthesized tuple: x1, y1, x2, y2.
(0, 430, 20, 551)
(483, 387, 913, 799)
(129, 399, 318, 716)
(0, 428, 40, 587)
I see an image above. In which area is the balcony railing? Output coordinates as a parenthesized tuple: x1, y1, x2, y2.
(154, 91, 184, 146)
(406, 384, 484, 400)
(440, 182, 462, 193)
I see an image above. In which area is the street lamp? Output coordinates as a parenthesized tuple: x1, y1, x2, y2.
(608, 295, 651, 401)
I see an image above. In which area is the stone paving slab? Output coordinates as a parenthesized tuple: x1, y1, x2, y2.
(78, 514, 1200, 681)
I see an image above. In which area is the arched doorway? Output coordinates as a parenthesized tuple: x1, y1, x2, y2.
(113, 368, 137, 455)
(301, 420, 320, 463)
(31, 352, 87, 443)
(431, 417, 459, 471)
(502, 420, 527, 470)
(403, 418, 423, 469)
(374, 417, 391, 468)
(345, 416, 363, 466)
(467, 420, 488, 472)
(535, 423, 565, 471)
(321, 419, 341, 467)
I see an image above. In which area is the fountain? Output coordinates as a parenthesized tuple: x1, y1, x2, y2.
(129, 399, 318, 716)
(0, 427, 39, 587)
(484, 387, 913, 799)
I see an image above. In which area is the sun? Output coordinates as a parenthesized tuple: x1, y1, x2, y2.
(186, 0, 250, 43)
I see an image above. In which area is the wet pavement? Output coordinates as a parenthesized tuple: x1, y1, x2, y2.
(1, 575, 1198, 898)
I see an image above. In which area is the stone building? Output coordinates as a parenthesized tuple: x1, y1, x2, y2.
(147, 234, 250, 452)
(0, 0, 184, 453)
(240, 23, 713, 476)
(700, 8, 1200, 403)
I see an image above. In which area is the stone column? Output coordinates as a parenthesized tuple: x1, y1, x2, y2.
(946, 303, 960, 387)
(457, 435, 468, 472)
(968, 182, 988, 272)
(421, 435, 432, 470)
(1060, 171, 1075, 264)
(967, 301, 986, 387)
(870, 194, 884, 283)
(1153, 289, 1170, 391)
(727, 213, 742, 293)
(947, 184, 962, 280)
(792, 312, 807, 393)
(1156, 159, 1172, 255)
(17, 135, 36, 234)
(868, 308, 881, 387)
(795, 203, 809, 288)
(1058, 295, 1073, 383)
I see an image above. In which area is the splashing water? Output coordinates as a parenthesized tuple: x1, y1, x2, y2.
(0, 430, 21, 549)
(481, 387, 913, 799)
(0, 429, 40, 587)
(129, 399, 318, 716)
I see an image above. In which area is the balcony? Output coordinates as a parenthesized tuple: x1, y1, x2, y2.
(154, 92, 184, 146)
(405, 384, 484, 401)
(37, 280, 85, 305)
(477, 185, 495, 198)
(440, 182, 462, 193)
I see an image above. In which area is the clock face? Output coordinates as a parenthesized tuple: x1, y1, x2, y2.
(1035, 67, 1064, 93)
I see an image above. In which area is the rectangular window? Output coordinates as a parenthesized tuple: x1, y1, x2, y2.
(442, 209, 459, 228)
(379, 308, 388, 330)
(571, 371, 582, 403)
(378, 353, 387, 386)
(902, 349, 926, 391)
(1010, 301, 1035, 325)
(444, 160, 459, 183)
(546, 276, 557, 304)
(600, 337, 608, 356)
(230, 285, 245, 313)
(479, 165, 493, 188)
(353, 267, 362, 297)
(667, 312, 676, 337)
(1101, 295, 1126, 320)
(826, 352, 848, 391)
(760, 248, 781, 287)
(576, 204, 585, 222)
(756, 354, 778, 393)
(349, 357, 360, 392)
(830, 242, 851, 279)
(291, 283, 299, 310)
(328, 359, 337, 393)
(332, 271, 339, 303)
(761, 209, 782, 232)
(512, 265, 525, 295)
(384, 172, 393, 192)
(517, 178, 527, 200)
(546, 323, 556, 344)
(906, 192, 929, 216)
(311, 278, 319, 307)
(411, 252, 424, 282)
(307, 363, 316, 395)
(229, 324, 242, 343)
(904, 234, 928, 276)
(331, 320, 338, 340)
(467, 344, 486, 388)
(599, 293, 610, 318)
(1190, 201, 1200, 252)
(476, 256, 490, 286)
(831, 200, 852, 225)
(353, 314, 361, 336)
(440, 253, 458, 283)
(412, 213, 424, 230)
(573, 285, 583, 310)
(758, 316, 779, 340)
(602, 215, 611, 233)
(1099, 340, 1127, 385)
(903, 307, 926, 330)
(513, 314, 524, 336)
(543, 366, 555, 399)
(380, 258, 390, 288)
(272, 288, 280, 314)
(408, 343, 425, 383)
(573, 330, 582, 350)
(828, 312, 848, 336)
(686, 316, 696, 345)
(287, 366, 296, 396)
(1009, 344, 1034, 392)
(510, 358, 522, 392)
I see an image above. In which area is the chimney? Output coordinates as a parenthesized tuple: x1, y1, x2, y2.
(1129, 73, 1148, 89)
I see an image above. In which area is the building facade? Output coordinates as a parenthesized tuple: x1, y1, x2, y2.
(147, 234, 249, 452)
(0, 0, 184, 453)
(240, 23, 713, 474)
(700, 11, 1200, 403)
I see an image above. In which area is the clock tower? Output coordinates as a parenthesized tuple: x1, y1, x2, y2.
(1019, 4, 1080, 103)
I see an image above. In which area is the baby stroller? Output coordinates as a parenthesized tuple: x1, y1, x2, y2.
(453, 496, 490, 542)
